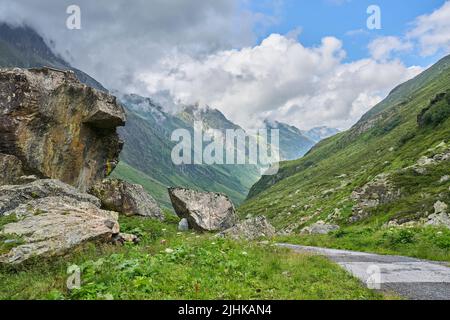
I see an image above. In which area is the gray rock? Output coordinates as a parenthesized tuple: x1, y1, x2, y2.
(301, 221, 340, 235)
(0, 196, 119, 265)
(178, 218, 190, 231)
(0, 154, 24, 186)
(112, 233, 140, 245)
(434, 201, 448, 214)
(218, 216, 276, 240)
(0, 67, 125, 192)
(168, 187, 237, 232)
(89, 179, 164, 220)
(440, 175, 450, 183)
(0, 179, 100, 216)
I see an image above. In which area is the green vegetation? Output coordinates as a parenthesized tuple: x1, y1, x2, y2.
(0, 214, 386, 300)
(278, 226, 450, 262)
(239, 55, 450, 262)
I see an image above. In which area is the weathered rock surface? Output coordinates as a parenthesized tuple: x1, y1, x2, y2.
(426, 201, 450, 229)
(90, 179, 163, 220)
(168, 187, 237, 232)
(0, 153, 24, 185)
(0, 196, 119, 265)
(0, 179, 100, 216)
(300, 221, 340, 235)
(218, 216, 276, 240)
(0, 67, 125, 191)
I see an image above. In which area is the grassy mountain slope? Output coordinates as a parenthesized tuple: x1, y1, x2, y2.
(239, 55, 450, 260)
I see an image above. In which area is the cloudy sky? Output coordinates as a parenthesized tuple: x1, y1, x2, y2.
(1, 0, 450, 129)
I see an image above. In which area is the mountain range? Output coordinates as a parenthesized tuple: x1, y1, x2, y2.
(0, 23, 339, 207)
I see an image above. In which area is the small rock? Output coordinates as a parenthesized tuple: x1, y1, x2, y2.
(440, 176, 450, 183)
(434, 201, 448, 215)
(300, 221, 340, 235)
(178, 218, 190, 231)
(112, 233, 140, 245)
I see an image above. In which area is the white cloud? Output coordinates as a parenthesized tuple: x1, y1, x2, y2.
(139, 34, 422, 130)
(407, 1, 450, 56)
(368, 36, 412, 61)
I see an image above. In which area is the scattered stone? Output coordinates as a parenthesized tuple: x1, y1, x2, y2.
(300, 221, 340, 235)
(0, 196, 119, 265)
(89, 179, 163, 220)
(440, 176, 450, 183)
(350, 173, 400, 223)
(217, 216, 276, 240)
(112, 233, 140, 245)
(0, 67, 125, 191)
(178, 218, 190, 231)
(168, 187, 237, 232)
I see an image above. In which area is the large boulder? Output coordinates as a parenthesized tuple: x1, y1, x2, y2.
(0, 179, 100, 216)
(0, 196, 119, 265)
(89, 179, 164, 220)
(168, 187, 237, 232)
(0, 67, 125, 191)
(218, 216, 276, 240)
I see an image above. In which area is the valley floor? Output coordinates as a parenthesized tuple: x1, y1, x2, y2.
(279, 244, 450, 300)
(0, 214, 388, 300)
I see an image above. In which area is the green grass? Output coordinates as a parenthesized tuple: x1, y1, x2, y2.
(0, 214, 386, 300)
(277, 225, 450, 262)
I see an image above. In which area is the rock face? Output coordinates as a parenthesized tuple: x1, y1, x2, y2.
(0, 181, 119, 265)
(0, 154, 24, 185)
(218, 216, 276, 240)
(168, 187, 237, 232)
(0, 67, 125, 191)
(300, 221, 340, 235)
(89, 179, 164, 220)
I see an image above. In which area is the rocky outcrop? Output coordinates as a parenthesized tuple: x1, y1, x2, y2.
(0, 179, 100, 216)
(0, 67, 125, 191)
(89, 179, 163, 220)
(300, 221, 340, 235)
(218, 216, 276, 240)
(168, 187, 237, 232)
(426, 201, 450, 229)
(0, 179, 124, 265)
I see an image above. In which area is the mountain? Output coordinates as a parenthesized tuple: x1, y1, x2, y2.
(0, 23, 106, 91)
(264, 120, 316, 160)
(302, 126, 340, 143)
(241, 54, 450, 233)
(113, 95, 262, 207)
